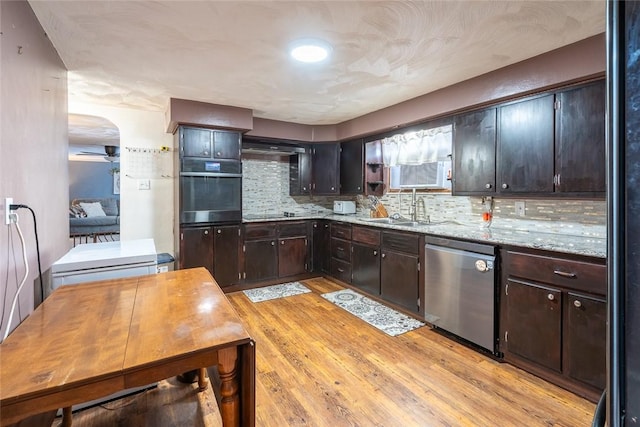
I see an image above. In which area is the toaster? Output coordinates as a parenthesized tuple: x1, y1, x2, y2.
(333, 201, 356, 215)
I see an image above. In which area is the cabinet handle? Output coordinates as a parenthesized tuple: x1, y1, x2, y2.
(485, 183, 492, 189)
(324, 224, 329, 229)
(271, 241, 275, 246)
(337, 268, 344, 273)
(557, 174, 561, 186)
(373, 250, 377, 256)
(553, 270, 577, 278)
(382, 253, 386, 259)
(574, 300, 582, 308)
(216, 151, 222, 156)
(331, 187, 335, 191)
(281, 240, 285, 245)
(337, 247, 344, 252)
(204, 230, 209, 235)
(547, 293, 555, 301)
(217, 229, 221, 234)
(313, 224, 317, 228)
(303, 186, 307, 191)
(553, 174, 558, 185)
(501, 183, 509, 189)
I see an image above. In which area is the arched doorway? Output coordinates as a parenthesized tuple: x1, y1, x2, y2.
(67, 114, 121, 246)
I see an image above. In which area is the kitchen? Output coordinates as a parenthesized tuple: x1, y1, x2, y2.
(2, 1, 638, 426)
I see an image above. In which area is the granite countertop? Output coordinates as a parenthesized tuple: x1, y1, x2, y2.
(242, 213, 607, 259)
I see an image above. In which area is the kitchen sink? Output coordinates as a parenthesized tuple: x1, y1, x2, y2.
(362, 217, 397, 224)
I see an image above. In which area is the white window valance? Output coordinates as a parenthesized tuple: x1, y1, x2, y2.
(382, 124, 452, 167)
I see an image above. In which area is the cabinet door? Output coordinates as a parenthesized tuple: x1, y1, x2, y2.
(380, 250, 419, 313)
(213, 130, 241, 160)
(213, 225, 240, 287)
(352, 243, 381, 295)
(453, 108, 496, 194)
(179, 227, 214, 274)
(498, 95, 555, 193)
(564, 292, 606, 390)
(244, 240, 278, 282)
(340, 139, 364, 194)
(555, 81, 606, 194)
(180, 127, 212, 158)
(278, 237, 307, 277)
(312, 221, 330, 274)
(505, 279, 562, 372)
(289, 151, 312, 196)
(312, 144, 340, 195)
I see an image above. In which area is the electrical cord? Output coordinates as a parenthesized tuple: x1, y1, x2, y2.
(2, 214, 29, 342)
(10, 204, 44, 303)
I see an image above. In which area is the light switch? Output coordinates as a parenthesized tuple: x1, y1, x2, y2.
(137, 179, 151, 190)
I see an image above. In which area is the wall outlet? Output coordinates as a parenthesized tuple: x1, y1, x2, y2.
(5, 197, 13, 225)
(515, 201, 526, 217)
(137, 179, 151, 190)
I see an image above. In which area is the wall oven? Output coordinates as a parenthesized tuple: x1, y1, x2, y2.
(179, 158, 242, 224)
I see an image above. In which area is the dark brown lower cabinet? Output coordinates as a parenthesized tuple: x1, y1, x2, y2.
(564, 292, 607, 390)
(352, 243, 380, 295)
(312, 221, 330, 274)
(500, 249, 607, 401)
(505, 279, 562, 372)
(381, 250, 419, 313)
(179, 226, 214, 274)
(213, 225, 240, 287)
(278, 237, 307, 277)
(244, 239, 277, 282)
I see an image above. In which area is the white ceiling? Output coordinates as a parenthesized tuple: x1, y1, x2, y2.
(29, 1, 605, 126)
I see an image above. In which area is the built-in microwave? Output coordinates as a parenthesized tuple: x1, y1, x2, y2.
(389, 160, 452, 190)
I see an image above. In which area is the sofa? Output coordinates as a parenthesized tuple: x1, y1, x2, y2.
(69, 198, 120, 236)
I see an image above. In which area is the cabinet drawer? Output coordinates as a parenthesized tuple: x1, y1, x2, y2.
(504, 251, 606, 295)
(331, 238, 351, 262)
(331, 223, 352, 240)
(279, 221, 308, 238)
(331, 258, 352, 283)
(244, 224, 277, 240)
(382, 231, 420, 254)
(352, 226, 380, 246)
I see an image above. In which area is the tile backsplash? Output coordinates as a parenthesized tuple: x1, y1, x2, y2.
(242, 157, 606, 238)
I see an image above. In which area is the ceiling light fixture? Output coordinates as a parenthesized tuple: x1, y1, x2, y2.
(289, 38, 332, 63)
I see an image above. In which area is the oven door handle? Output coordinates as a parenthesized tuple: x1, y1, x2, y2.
(179, 172, 243, 178)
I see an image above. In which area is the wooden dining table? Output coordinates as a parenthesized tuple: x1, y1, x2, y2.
(0, 267, 255, 427)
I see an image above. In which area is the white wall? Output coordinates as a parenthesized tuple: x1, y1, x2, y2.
(69, 102, 175, 254)
(1, 1, 69, 339)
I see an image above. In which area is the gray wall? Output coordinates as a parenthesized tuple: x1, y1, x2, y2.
(69, 161, 120, 201)
(0, 0, 68, 339)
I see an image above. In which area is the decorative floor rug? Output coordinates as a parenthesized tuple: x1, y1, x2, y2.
(243, 282, 311, 303)
(322, 289, 426, 336)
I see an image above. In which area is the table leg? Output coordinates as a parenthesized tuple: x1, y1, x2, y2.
(198, 367, 208, 391)
(62, 406, 72, 426)
(218, 346, 239, 427)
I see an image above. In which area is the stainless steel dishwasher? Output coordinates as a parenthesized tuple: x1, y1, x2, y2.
(424, 236, 497, 354)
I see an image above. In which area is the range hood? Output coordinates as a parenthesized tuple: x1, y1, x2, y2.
(242, 140, 306, 156)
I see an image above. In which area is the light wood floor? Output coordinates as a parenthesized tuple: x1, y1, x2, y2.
(52, 276, 596, 426)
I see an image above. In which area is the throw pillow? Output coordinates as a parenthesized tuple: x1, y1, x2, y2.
(79, 202, 106, 217)
(70, 204, 86, 218)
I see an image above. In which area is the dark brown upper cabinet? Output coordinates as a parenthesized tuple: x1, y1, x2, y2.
(179, 126, 241, 160)
(311, 143, 340, 195)
(289, 148, 312, 196)
(497, 94, 556, 194)
(452, 108, 497, 195)
(453, 79, 605, 198)
(554, 80, 606, 195)
(340, 138, 364, 194)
